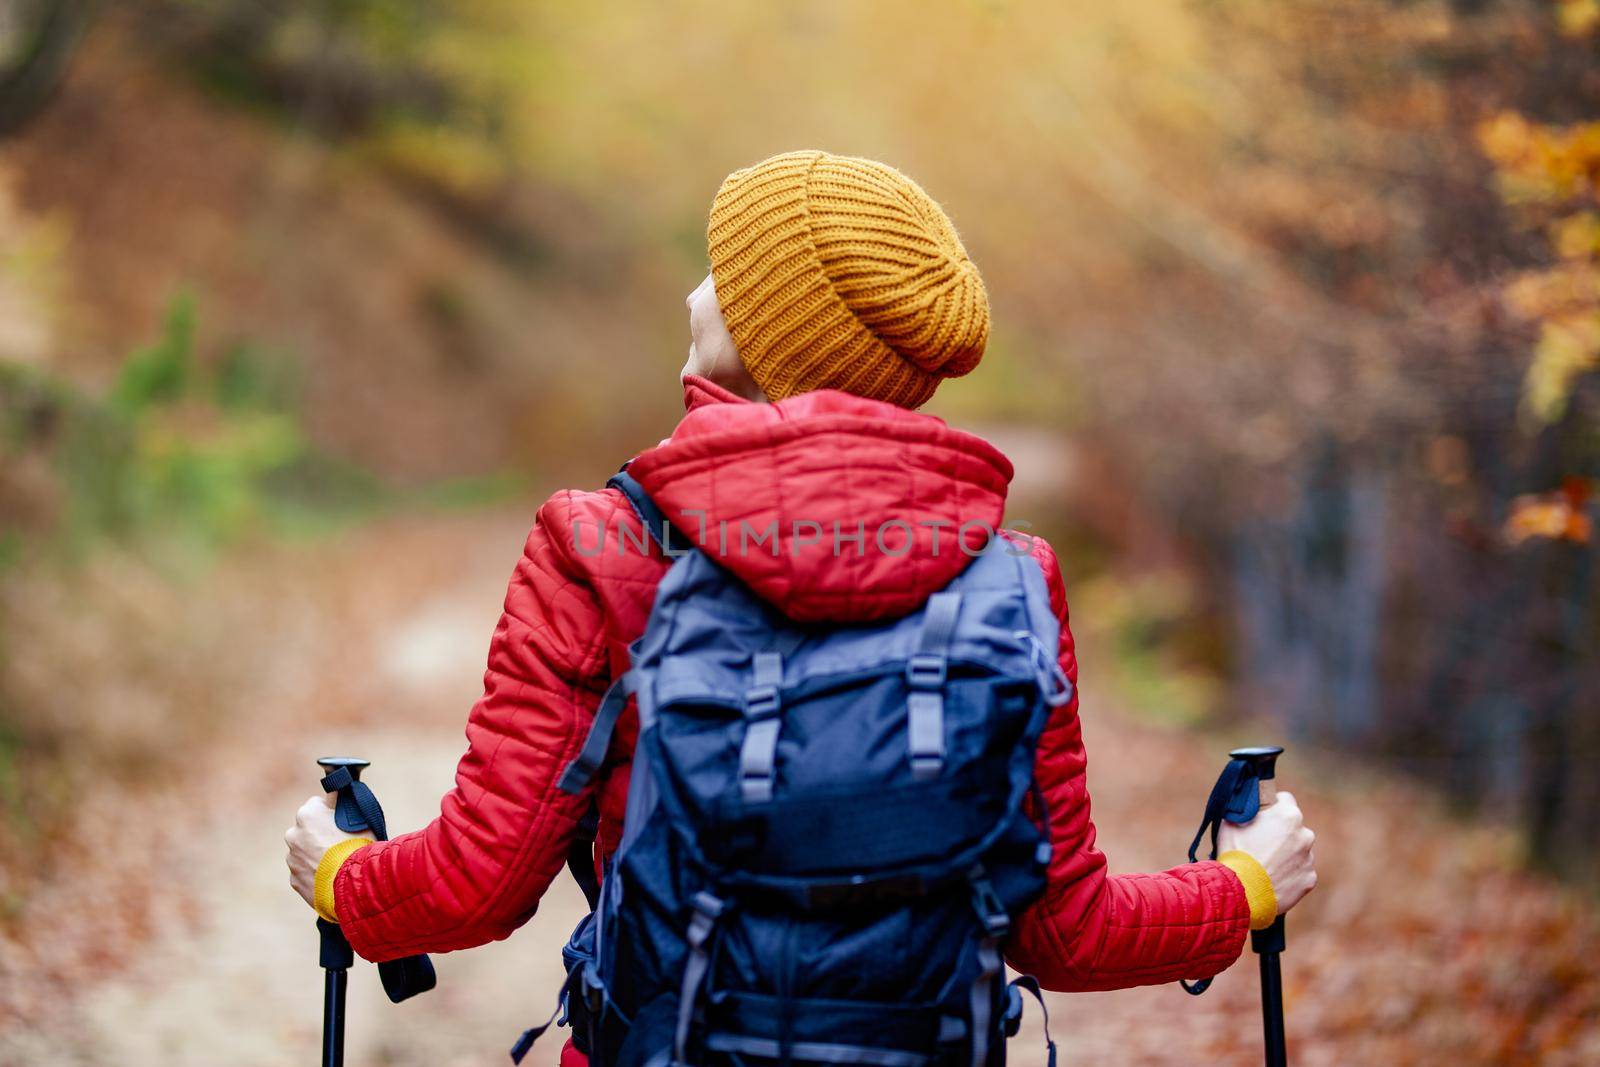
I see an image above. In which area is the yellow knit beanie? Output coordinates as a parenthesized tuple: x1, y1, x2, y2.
(707, 151, 989, 409)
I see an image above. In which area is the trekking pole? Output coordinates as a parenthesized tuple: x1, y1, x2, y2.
(313, 757, 437, 1067)
(1181, 745, 1289, 1067)
(1232, 746, 1288, 1067)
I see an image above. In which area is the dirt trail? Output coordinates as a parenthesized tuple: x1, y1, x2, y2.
(3, 504, 1598, 1067)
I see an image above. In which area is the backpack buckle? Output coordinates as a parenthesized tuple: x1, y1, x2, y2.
(744, 684, 780, 721)
(687, 891, 726, 947)
(969, 869, 1010, 936)
(907, 652, 947, 689)
(691, 890, 725, 917)
(1016, 631, 1073, 707)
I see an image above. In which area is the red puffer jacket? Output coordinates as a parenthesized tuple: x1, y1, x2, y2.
(334, 375, 1249, 993)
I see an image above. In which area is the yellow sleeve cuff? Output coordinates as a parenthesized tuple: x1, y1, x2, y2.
(313, 838, 371, 923)
(1219, 849, 1277, 931)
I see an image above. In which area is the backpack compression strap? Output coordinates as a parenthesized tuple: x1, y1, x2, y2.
(908, 591, 962, 781)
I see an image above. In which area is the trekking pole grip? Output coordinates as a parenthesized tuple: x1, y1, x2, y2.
(1229, 746, 1282, 810)
(1228, 747, 1286, 953)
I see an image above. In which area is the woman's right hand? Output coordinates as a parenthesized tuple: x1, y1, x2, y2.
(1217, 790, 1318, 915)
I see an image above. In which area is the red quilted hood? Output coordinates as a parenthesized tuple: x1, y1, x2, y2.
(626, 376, 1014, 623)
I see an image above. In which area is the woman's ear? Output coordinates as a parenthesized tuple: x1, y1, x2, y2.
(686, 273, 767, 401)
(711, 346, 767, 402)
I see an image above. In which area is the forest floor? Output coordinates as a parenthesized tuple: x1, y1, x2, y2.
(0, 504, 1597, 1067)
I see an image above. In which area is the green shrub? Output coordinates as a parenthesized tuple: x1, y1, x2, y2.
(1, 292, 386, 556)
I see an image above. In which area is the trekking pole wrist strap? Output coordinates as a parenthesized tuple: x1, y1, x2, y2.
(1180, 757, 1263, 995)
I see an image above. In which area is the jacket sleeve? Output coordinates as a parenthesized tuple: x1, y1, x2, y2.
(1006, 536, 1250, 991)
(333, 491, 609, 962)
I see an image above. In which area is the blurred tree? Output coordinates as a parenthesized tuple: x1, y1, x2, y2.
(1155, 0, 1600, 881)
(0, 0, 98, 136)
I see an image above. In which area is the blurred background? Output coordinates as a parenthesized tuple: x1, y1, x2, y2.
(1, 1, 1598, 1064)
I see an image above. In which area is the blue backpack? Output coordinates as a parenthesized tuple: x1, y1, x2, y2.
(513, 469, 1071, 1067)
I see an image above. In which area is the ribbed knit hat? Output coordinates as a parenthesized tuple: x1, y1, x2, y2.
(707, 151, 989, 409)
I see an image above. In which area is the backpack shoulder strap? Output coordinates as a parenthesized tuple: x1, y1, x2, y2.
(607, 465, 693, 556)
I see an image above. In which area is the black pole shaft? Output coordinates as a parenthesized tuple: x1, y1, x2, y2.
(322, 966, 348, 1067)
(1257, 939, 1286, 1067)
(1250, 909, 1288, 1067)
(318, 916, 355, 1067)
